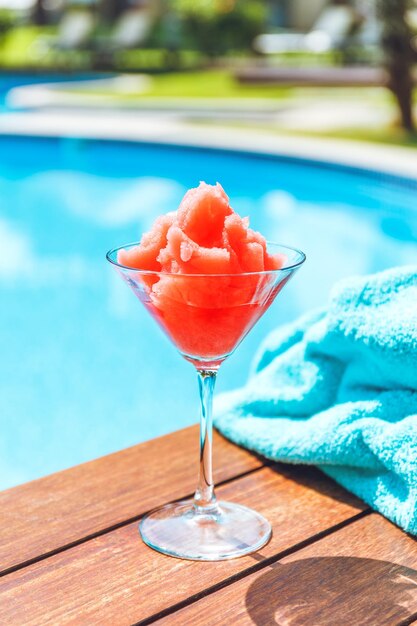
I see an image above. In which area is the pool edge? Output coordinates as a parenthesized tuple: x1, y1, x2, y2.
(0, 112, 416, 183)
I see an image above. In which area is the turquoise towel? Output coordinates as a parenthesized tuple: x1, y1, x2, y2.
(215, 266, 417, 535)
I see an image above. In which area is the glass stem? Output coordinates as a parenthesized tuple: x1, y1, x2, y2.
(193, 369, 218, 511)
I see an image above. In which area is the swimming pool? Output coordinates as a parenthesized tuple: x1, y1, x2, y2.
(1, 135, 416, 490)
(0, 73, 102, 111)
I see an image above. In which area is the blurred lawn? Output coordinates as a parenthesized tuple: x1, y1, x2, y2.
(0, 26, 416, 148)
(66, 70, 391, 103)
(0, 26, 55, 67)
(70, 72, 417, 148)
(64, 69, 294, 99)
(124, 69, 291, 99)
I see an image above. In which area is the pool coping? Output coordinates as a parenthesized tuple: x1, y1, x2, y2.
(0, 110, 416, 182)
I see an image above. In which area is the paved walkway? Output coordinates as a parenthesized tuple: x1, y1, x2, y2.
(8, 78, 392, 131)
(0, 108, 416, 180)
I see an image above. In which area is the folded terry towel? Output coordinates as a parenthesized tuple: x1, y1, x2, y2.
(215, 266, 417, 535)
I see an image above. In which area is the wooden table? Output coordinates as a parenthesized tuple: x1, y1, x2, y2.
(0, 425, 416, 625)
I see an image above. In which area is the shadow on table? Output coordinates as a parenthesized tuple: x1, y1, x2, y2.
(267, 463, 368, 510)
(245, 556, 417, 626)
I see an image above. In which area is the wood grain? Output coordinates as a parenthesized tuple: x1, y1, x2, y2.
(0, 465, 365, 625)
(159, 514, 417, 626)
(0, 426, 263, 574)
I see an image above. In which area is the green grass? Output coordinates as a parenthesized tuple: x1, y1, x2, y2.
(133, 73, 395, 102)
(301, 127, 417, 148)
(0, 26, 94, 69)
(139, 69, 287, 98)
(67, 69, 397, 103)
(0, 27, 40, 67)
(65, 69, 296, 100)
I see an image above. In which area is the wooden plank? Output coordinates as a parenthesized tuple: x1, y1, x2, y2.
(159, 514, 417, 626)
(0, 465, 366, 626)
(0, 426, 263, 574)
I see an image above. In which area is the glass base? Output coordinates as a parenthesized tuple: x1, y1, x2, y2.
(139, 499, 272, 561)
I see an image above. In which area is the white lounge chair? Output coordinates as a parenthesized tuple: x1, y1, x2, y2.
(254, 5, 362, 55)
(53, 9, 96, 51)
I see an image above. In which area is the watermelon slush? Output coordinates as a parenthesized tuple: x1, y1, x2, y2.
(118, 183, 286, 364)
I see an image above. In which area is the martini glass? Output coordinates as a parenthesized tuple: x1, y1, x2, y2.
(107, 242, 305, 560)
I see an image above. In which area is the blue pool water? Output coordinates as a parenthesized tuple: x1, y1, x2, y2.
(1, 135, 416, 489)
